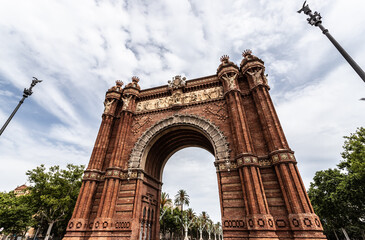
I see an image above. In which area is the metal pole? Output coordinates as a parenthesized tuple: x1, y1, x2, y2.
(0, 77, 42, 136)
(0, 96, 26, 136)
(298, 1, 365, 83)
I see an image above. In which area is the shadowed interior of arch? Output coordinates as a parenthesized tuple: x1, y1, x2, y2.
(144, 126, 215, 181)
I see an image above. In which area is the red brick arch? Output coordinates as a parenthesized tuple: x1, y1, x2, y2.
(64, 52, 326, 240)
(128, 114, 231, 179)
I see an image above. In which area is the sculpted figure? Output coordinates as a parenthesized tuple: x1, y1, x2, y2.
(183, 94, 190, 104)
(216, 87, 224, 97)
(172, 92, 182, 104)
(221, 72, 237, 89)
(122, 95, 132, 110)
(155, 98, 166, 109)
(143, 102, 150, 110)
(247, 68, 263, 85)
(190, 92, 197, 102)
(104, 99, 115, 113)
(136, 103, 142, 112)
(203, 89, 212, 100)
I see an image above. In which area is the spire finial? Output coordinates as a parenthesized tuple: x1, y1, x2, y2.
(132, 76, 140, 83)
(242, 49, 252, 58)
(220, 55, 230, 63)
(115, 80, 124, 87)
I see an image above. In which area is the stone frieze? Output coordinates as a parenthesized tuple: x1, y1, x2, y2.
(136, 86, 224, 112)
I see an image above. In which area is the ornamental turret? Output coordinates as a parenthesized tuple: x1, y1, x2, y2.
(240, 49, 269, 90)
(121, 76, 141, 112)
(103, 80, 123, 117)
(217, 55, 240, 93)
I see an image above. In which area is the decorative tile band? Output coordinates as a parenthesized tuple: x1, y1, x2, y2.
(237, 156, 259, 166)
(83, 171, 102, 181)
(271, 152, 296, 164)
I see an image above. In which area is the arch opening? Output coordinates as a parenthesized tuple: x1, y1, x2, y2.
(144, 126, 215, 181)
(162, 147, 222, 224)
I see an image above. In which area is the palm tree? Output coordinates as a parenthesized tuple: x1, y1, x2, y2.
(186, 208, 196, 221)
(201, 211, 209, 222)
(175, 211, 196, 240)
(161, 192, 172, 210)
(213, 222, 221, 240)
(174, 189, 190, 239)
(174, 189, 190, 212)
(196, 211, 210, 240)
(206, 220, 214, 240)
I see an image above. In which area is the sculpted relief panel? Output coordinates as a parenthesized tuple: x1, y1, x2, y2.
(136, 86, 224, 112)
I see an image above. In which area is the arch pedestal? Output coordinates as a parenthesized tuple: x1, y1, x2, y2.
(63, 53, 326, 240)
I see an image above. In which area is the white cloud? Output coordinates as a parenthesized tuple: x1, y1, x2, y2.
(277, 64, 365, 187)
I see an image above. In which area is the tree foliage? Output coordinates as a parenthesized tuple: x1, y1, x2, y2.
(174, 189, 190, 212)
(0, 164, 84, 240)
(308, 127, 365, 240)
(0, 191, 34, 237)
(160, 189, 222, 240)
(174, 189, 190, 238)
(26, 164, 84, 240)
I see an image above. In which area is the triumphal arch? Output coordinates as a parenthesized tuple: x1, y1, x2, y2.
(64, 50, 325, 240)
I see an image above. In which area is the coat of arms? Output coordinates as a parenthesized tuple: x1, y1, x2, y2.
(168, 75, 186, 89)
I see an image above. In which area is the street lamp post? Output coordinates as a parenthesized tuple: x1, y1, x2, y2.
(0, 77, 42, 136)
(298, 1, 365, 83)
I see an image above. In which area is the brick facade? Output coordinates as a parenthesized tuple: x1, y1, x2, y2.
(63, 51, 326, 240)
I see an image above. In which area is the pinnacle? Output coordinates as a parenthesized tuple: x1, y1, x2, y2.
(242, 49, 252, 58)
(220, 55, 230, 63)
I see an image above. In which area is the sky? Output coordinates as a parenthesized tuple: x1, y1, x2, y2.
(0, 0, 364, 223)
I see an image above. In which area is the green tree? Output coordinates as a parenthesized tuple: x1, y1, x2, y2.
(308, 127, 365, 240)
(174, 189, 190, 239)
(0, 191, 34, 238)
(214, 222, 222, 240)
(186, 208, 196, 221)
(308, 169, 347, 238)
(196, 211, 210, 240)
(160, 192, 172, 238)
(175, 211, 196, 240)
(161, 207, 181, 239)
(26, 164, 84, 240)
(160, 192, 172, 218)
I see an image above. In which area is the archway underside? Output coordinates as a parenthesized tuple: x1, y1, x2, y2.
(145, 126, 215, 181)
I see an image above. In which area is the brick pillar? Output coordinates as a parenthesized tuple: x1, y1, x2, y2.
(240, 50, 325, 240)
(95, 77, 141, 230)
(217, 55, 278, 239)
(64, 81, 123, 237)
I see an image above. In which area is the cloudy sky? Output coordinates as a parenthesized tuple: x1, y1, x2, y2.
(0, 0, 364, 223)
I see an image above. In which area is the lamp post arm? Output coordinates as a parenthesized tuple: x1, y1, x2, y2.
(0, 77, 42, 136)
(298, 1, 365, 83)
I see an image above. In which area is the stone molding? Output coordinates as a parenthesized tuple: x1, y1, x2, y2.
(128, 114, 231, 170)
